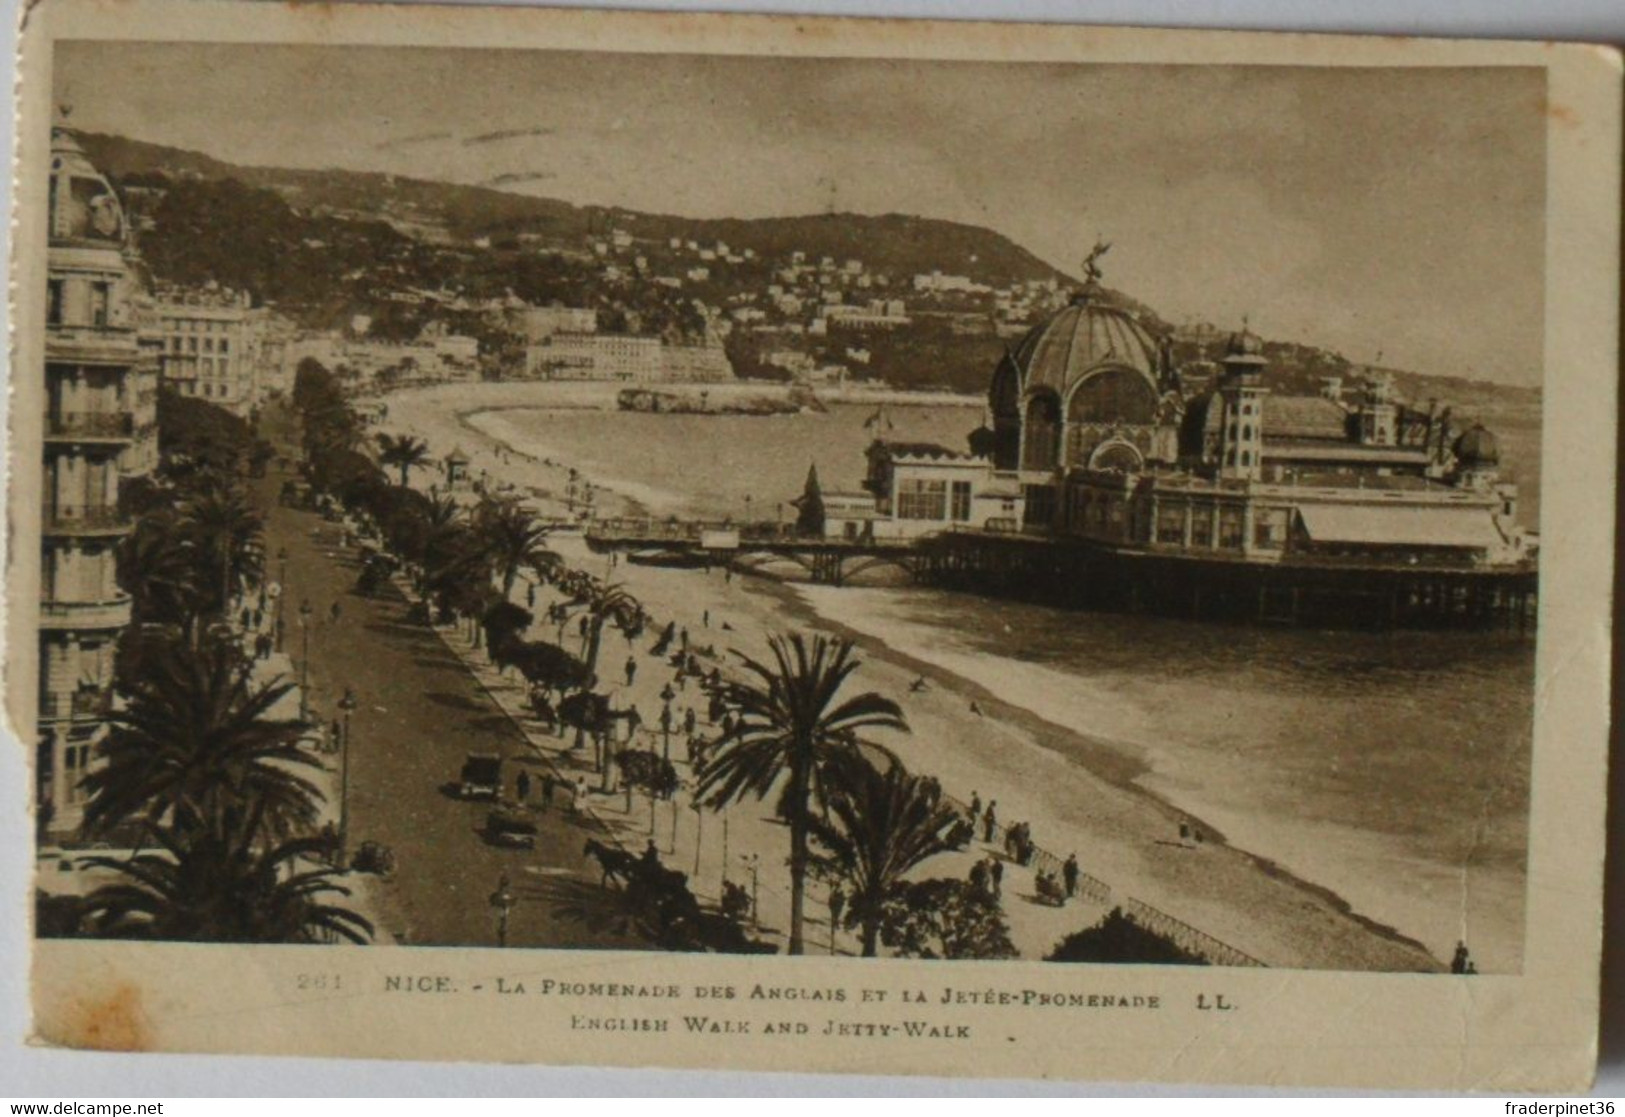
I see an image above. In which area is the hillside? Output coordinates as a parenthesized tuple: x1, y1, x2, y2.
(77, 131, 1538, 411)
(79, 132, 1071, 289)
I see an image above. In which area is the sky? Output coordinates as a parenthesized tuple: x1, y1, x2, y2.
(55, 43, 1547, 386)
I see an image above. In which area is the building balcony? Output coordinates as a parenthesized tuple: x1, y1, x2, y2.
(47, 324, 140, 365)
(44, 410, 134, 443)
(40, 502, 131, 536)
(39, 594, 133, 631)
(37, 688, 113, 723)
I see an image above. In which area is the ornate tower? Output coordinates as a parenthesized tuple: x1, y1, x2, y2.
(1216, 327, 1268, 481)
(1358, 372, 1398, 447)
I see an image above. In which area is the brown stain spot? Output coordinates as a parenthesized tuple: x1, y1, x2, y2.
(1547, 100, 1581, 128)
(55, 983, 151, 1052)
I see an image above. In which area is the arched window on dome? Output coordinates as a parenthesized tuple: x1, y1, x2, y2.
(1067, 367, 1158, 426)
(1088, 439, 1145, 474)
(989, 361, 1022, 471)
(1022, 392, 1062, 472)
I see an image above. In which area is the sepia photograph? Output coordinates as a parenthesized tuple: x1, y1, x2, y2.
(7, 0, 1619, 1091)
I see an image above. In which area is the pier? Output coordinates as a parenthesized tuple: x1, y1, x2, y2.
(584, 518, 1538, 632)
(584, 517, 923, 586)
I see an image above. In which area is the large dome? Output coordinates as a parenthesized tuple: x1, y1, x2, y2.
(1453, 423, 1500, 468)
(1005, 284, 1161, 403)
(50, 128, 126, 246)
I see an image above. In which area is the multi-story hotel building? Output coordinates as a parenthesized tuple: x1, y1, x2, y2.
(39, 128, 152, 834)
(150, 286, 266, 416)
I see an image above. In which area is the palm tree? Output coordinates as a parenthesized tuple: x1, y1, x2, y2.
(377, 432, 432, 488)
(82, 628, 324, 845)
(810, 754, 966, 956)
(475, 498, 560, 599)
(117, 510, 204, 625)
(578, 581, 640, 685)
(79, 823, 372, 944)
(697, 634, 908, 954)
(180, 483, 265, 615)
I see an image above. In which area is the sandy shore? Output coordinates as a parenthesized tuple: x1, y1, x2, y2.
(376, 381, 1443, 971)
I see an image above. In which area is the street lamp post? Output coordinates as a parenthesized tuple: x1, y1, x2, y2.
(742, 853, 760, 929)
(297, 599, 313, 720)
(692, 799, 704, 878)
(489, 872, 515, 948)
(337, 687, 357, 865)
(274, 547, 289, 652)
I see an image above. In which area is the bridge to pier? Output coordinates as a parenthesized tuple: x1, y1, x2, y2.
(582, 516, 922, 586)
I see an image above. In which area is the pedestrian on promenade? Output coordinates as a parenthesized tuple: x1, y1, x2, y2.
(969, 792, 982, 822)
(680, 627, 689, 653)
(540, 774, 555, 812)
(252, 607, 263, 630)
(579, 615, 590, 639)
(516, 770, 531, 804)
(1063, 854, 1080, 899)
(983, 801, 998, 843)
(625, 656, 638, 686)
(254, 633, 272, 661)
(527, 584, 536, 609)
(989, 858, 1003, 898)
(240, 606, 252, 631)
(684, 708, 698, 735)
(969, 860, 989, 898)
(703, 609, 710, 627)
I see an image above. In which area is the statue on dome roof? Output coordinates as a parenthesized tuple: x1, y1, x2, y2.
(1082, 238, 1111, 283)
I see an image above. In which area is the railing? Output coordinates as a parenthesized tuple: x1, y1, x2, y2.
(1120, 897, 1266, 969)
(39, 688, 113, 721)
(46, 411, 134, 439)
(39, 596, 133, 628)
(40, 503, 129, 533)
(588, 517, 801, 544)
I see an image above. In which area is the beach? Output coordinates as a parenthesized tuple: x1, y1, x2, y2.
(375, 379, 1533, 971)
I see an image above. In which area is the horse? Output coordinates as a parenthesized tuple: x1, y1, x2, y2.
(583, 838, 637, 889)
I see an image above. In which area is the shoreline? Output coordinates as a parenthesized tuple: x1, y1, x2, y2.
(375, 381, 1460, 971)
(753, 576, 1439, 964)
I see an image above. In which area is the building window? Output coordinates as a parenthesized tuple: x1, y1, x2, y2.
(1239, 450, 1250, 467)
(47, 279, 63, 325)
(63, 741, 91, 805)
(1254, 508, 1288, 549)
(1191, 505, 1215, 548)
(896, 478, 947, 520)
(1156, 504, 1185, 545)
(950, 481, 972, 521)
(1219, 506, 1244, 548)
(90, 282, 111, 327)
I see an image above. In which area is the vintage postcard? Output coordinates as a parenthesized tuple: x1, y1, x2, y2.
(7, 0, 1620, 1091)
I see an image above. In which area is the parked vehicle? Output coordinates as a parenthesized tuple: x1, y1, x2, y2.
(484, 805, 538, 850)
(459, 752, 502, 800)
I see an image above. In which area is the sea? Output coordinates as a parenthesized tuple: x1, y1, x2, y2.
(468, 399, 1540, 971)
